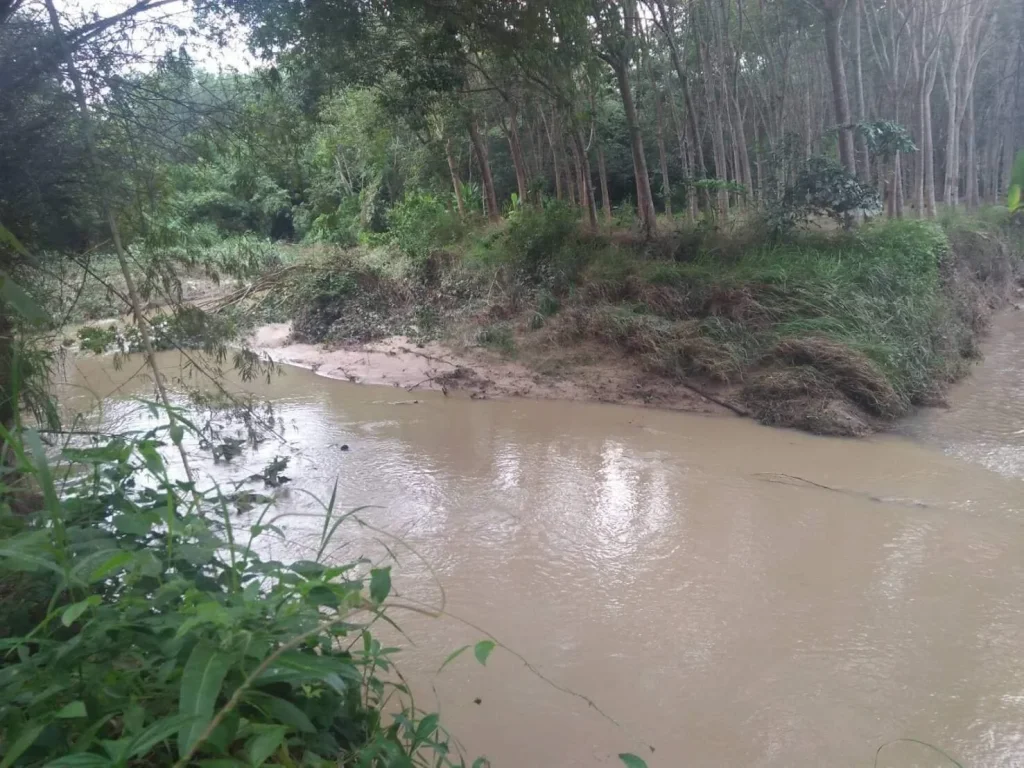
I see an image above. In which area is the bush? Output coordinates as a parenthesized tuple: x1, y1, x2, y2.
(770, 156, 881, 232)
(478, 202, 587, 291)
(387, 192, 463, 260)
(0, 418, 457, 768)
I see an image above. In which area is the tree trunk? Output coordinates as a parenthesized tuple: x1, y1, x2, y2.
(503, 103, 530, 203)
(852, 0, 869, 178)
(923, 81, 937, 217)
(574, 128, 599, 228)
(822, 0, 857, 177)
(655, 92, 672, 216)
(965, 90, 979, 208)
(614, 61, 657, 235)
(468, 119, 500, 222)
(445, 138, 466, 218)
(540, 108, 564, 200)
(597, 144, 613, 223)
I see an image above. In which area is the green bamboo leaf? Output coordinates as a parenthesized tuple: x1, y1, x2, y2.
(127, 714, 197, 758)
(24, 430, 60, 520)
(0, 547, 67, 578)
(62, 598, 98, 627)
(413, 714, 438, 745)
(618, 754, 648, 768)
(0, 723, 45, 768)
(436, 644, 470, 674)
(0, 274, 47, 324)
(1009, 183, 1022, 213)
(369, 566, 391, 603)
(473, 640, 496, 666)
(55, 701, 87, 719)
(177, 644, 232, 755)
(244, 692, 315, 734)
(43, 755, 112, 768)
(87, 551, 133, 582)
(245, 726, 288, 767)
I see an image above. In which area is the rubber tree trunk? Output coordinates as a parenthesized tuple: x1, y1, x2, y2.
(445, 138, 466, 218)
(655, 92, 672, 216)
(852, 0, 870, 178)
(965, 91, 979, 208)
(541, 108, 564, 200)
(614, 61, 658, 236)
(573, 128, 599, 228)
(822, 0, 857, 177)
(597, 144, 613, 223)
(468, 119, 500, 222)
(504, 103, 530, 203)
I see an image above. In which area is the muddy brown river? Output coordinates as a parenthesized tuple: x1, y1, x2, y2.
(57, 314, 1024, 767)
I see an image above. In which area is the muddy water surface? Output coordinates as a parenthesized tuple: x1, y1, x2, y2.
(59, 333, 1024, 767)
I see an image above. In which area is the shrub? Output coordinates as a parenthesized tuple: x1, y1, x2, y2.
(493, 202, 587, 290)
(477, 323, 516, 356)
(0, 418, 458, 768)
(770, 156, 881, 232)
(387, 192, 463, 260)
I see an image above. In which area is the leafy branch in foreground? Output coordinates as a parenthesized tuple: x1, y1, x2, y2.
(0, 414, 468, 768)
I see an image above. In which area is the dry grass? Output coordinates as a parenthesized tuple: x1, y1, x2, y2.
(740, 367, 871, 436)
(768, 337, 902, 418)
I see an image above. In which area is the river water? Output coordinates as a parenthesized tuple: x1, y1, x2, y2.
(57, 315, 1024, 767)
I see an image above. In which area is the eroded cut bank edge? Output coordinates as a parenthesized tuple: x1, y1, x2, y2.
(248, 322, 734, 417)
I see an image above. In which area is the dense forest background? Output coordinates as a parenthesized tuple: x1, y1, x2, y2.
(3, 0, 1023, 259)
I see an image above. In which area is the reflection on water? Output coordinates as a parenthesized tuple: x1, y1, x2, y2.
(57, 348, 1024, 767)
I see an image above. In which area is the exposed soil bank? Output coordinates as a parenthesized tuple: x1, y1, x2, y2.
(249, 323, 732, 416)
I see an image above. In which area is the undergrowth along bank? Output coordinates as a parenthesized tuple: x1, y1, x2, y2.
(238, 204, 1022, 435)
(53, 202, 1024, 436)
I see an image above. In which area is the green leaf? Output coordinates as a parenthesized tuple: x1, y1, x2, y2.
(24, 430, 60, 521)
(437, 645, 469, 674)
(413, 714, 438, 745)
(0, 548, 67, 578)
(0, 274, 47, 324)
(618, 754, 648, 768)
(257, 650, 361, 691)
(473, 640, 496, 666)
(55, 701, 88, 719)
(43, 755, 112, 768)
(0, 723, 45, 768)
(62, 598, 98, 627)
(0, 223, 28, 256)
(1009, 183, 1022, 213)
(112, 513, 155, 536)
(169, 423, 184, 445)
(177, 644, 232, 755)
(128, 714, 198, 758)
(369, 566, 391, 603)
(244, 693, 315, 734)
(88, 551, 133, 582)
(471, 759, 491, 768)
(246, 726, 288, 767)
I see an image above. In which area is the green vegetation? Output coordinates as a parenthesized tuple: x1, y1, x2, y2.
(0, 404, 476, 768)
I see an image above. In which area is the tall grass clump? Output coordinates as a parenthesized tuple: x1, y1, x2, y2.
(654, 220, 955, 406)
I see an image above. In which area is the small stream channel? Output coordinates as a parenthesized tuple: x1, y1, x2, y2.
(56, 310, 1024, 767)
